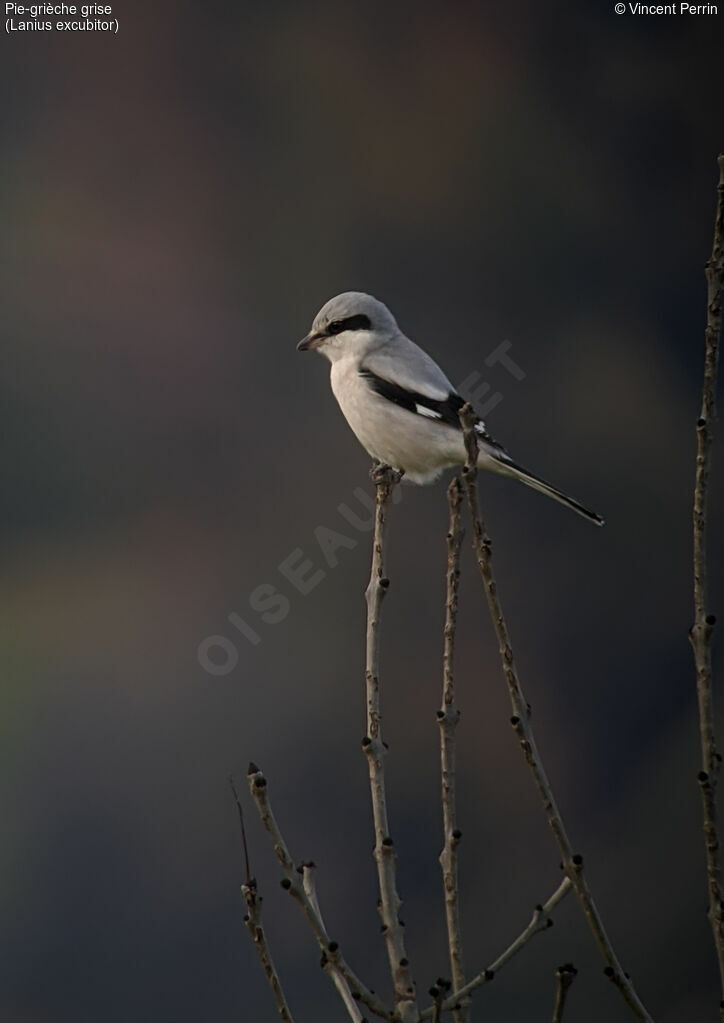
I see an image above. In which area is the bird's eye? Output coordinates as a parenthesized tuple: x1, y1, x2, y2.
(326, 314, 372, 336)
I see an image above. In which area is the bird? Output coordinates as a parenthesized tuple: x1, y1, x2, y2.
(297, 292, 604, 526)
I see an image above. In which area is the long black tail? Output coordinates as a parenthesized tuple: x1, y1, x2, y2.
(490, 455, 604, 526)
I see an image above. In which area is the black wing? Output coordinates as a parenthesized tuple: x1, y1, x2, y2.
(359, 367, 508, 455)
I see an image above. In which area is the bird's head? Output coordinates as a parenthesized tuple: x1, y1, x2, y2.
(297, 292, 398, 362)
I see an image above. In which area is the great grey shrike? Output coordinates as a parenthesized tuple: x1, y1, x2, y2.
(297, 292, 603, 526)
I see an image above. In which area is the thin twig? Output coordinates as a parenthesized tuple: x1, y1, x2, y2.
(247, 763, 395, 1023)
(437, 477, 469, 1023)
(241, 879, 295, 1023)
(229, 775, 252, 883)
(363, 464, 418, 1023)
(231, 776, 294, 1021)
(420, 877, 573, 1019)
(551, 963, 578, 1023)
(691, 153, 724, 1017)
(301, 862, 364, 1023)
(458, 405, 653, 1023)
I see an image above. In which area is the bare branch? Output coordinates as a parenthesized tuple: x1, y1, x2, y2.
(458, 405, 653, 1023)
(241, 879, 295, 1023)
(437, 477, 469, 1023)
(430, 986, 444, 1023)
(231, 775, 293, 1020)
(301, 863, 364, 1023)
(247, 763, 395, 1023)
(551, 963, 578, 1023)
(420, 877, 573, 1019)
(691, 153, 724, 1014)
(363, 464, 418, 1023)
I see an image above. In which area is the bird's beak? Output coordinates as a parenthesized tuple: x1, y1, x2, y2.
(297, 331, 324, 352)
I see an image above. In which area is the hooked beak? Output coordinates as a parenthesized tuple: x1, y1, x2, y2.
(297, 331, 325, 352)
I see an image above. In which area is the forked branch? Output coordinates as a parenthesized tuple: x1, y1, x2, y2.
(247, 763, 395, 1023)
(231, 776, 295, 1022)
(420, 876, 573, 1019)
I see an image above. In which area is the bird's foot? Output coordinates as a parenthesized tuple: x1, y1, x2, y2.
(370, 461, 404, 486)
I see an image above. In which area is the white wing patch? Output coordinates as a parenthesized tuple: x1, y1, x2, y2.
(416, 404, 443, 420)
(475, 419, 512, 460)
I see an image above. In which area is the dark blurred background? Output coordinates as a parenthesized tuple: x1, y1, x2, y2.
(2, 1, 724, 1020)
